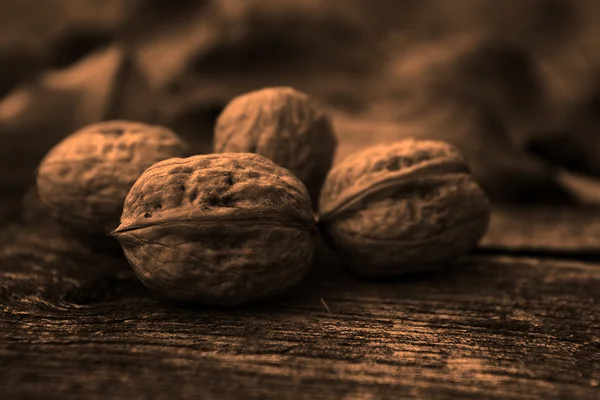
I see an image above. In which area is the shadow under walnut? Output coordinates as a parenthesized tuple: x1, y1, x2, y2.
(0, 205, 139, 308)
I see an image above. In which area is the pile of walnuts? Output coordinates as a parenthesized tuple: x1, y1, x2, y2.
(36, 86, 491, 306)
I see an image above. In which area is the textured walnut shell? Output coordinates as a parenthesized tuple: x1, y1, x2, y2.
(318, 139, 491, 277)
(111, 153, 316, 306)
(213, 87, 338, 207)
(36, 120, 189, 234)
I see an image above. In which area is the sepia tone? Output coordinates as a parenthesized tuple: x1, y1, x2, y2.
(318, 140, 490, 277)
(1, 0, 599, 399)
(213, 86, 338, 207)
(36, 120, 189, 234)
(111, 153, 316, 306)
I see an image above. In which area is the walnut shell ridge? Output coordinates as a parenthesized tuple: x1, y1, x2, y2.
(318, 139, 491, 277)
(213, 86, 338, 207)
(36, 120, 189, 234)
(111, 153, 316, 306)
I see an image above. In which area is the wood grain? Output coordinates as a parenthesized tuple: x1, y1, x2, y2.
(1, 152, 600, 400)
(1, 209, 599, 399)
(481, 206, 600, 255)
(2, 3, 600, 398)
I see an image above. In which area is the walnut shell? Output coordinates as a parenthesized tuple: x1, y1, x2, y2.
(111, 153, 316, 306)
(318, 139, 491, 277)
(213, 87, 338, 207)
(36, 120, 189, 234)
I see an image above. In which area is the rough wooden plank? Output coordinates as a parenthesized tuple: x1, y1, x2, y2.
(0, 215, 599, 399)
(481, 206, 600, 255)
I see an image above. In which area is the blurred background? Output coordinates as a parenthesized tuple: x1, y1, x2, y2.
(3, 0, 600, 223)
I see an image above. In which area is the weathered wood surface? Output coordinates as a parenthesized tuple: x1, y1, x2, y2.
(481, 206, 600, 255)
(1, 199, 599, 399)
(3, 2, 600, 398)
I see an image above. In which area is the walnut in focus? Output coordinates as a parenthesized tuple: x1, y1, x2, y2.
(318, 139, 491, 277)
(213, 87, 338, 206)
(111, 153, 316, 306)
(36, 120, 189, 235)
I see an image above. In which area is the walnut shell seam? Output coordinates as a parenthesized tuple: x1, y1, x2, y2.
(318, 160, 471, 223)
(111, 214, 317, 236)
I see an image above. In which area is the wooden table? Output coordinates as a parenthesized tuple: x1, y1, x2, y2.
(1, 188, 599, 399)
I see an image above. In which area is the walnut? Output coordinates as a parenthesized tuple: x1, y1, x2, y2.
(36, 120, 189, 235)
(213, 87, 338, 207)
(110, 153, 316, 306)
(317, 139, 491, 277)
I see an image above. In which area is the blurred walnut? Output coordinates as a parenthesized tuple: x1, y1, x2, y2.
(213, 87, 337, 206)
(36, 120, 189, 235)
